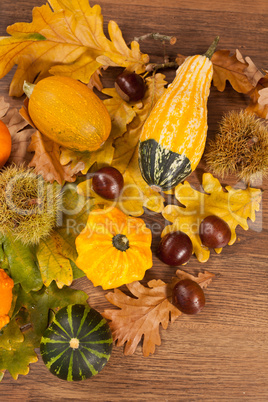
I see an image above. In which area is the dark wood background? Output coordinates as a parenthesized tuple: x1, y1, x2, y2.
(0, 0, 267, 400)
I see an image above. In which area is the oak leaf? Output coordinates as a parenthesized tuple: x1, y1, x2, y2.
(36, 232, 74, 289)
(1, 233, 43, 293)
(0, 0, 149, 97)
(235, 49, 264, 87)
(0, 97, 35, 166)
(27, 130, 79, 184)
(103, 270, 215, 356)
(246, 75, 268, 119)
(162, 173, 262, 262)
(0, 327, 38, 380)
(211, 50, 254, 93)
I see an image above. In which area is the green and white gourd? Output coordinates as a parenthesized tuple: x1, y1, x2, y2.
(40, 304, 113, 381)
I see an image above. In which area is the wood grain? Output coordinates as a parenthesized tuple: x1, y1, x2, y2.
(0, 0, 268, 400)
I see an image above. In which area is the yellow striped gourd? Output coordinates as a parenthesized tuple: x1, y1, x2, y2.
(138, 37, 219, 191)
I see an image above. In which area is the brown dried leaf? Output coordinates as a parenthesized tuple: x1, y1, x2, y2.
(246, 73, 268, 119)
(0, 96, 35, 165)
(235, 49, 264, 86)
(211, 50, 254, 93)
(0, 97, 9, 118)
(103, 270, 215, 356)
(27, 131, 78, 184)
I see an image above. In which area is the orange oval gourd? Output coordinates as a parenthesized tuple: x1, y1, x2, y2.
(0, 269, 14, 330)
(138, 37, 219, 191)
(0, 120, 12, 169)
(75, 207, 153, 289)
(23, 76, 111, 152)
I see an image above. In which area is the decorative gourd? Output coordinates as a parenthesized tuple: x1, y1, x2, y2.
(138, 37, 219, 191)
(75, 207, 152, 289)
(40, 304, 113, 381)
(23, 76, 111, 152)
(0, 121, 12, 169)
(0, 269, 14, 330)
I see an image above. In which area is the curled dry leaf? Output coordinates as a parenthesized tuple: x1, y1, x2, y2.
(246, 73, 268, 119)
(103, 270, 215, 357)
(0, 96, 35, 166)
(27, 131, 78, 184)
(162, 173, 262, 262)
(235, 49, 264, 87)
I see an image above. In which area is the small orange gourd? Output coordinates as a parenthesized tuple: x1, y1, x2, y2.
(75, 207, 152, 289)
(138, 37, 219, 191)
(0, 120, 12, 169)
(0, 269, 14, 330)
(23, 76, 111, 152)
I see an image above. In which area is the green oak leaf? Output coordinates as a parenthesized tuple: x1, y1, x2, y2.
(15, 282, 88, 339)
(70, 260, 85, 280)
(0, 328, 39, 380)
(1, 233, 43, 293)
(0, 317, 24, 351)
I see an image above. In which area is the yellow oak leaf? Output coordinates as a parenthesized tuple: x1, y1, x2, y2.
(162, 173, 262, 262)
(0, 0, 149, 96)
(36, 231, 74, 289)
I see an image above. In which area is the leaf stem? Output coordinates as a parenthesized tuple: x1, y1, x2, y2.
(133, 33, 176, 45)
(145, 61, 178, 73)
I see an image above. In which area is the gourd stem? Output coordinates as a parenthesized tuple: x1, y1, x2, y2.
(203, 36, 220, 59)
(23, 80, 35, 98)
(112, 234, 129, 251)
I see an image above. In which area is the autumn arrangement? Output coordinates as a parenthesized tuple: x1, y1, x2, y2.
(0, 0, 266, 382)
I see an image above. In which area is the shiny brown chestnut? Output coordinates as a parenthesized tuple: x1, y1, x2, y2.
(199, 215, 231, 248)
(157, 231, 193, 266)
(172, 279, 206, 315)
(115, 70, 146, 102)
(92, 166, 124, 200)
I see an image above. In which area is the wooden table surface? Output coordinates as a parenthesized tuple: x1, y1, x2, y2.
(0, 0, 268, 400)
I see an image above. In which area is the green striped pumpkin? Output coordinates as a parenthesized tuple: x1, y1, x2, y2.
(40, 304, 113, 381)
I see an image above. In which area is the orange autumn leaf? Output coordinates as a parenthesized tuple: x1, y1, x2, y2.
(103, 270, 215, 357)
(211, 50, 254, 93)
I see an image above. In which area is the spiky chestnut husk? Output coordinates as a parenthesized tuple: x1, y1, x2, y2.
(0, 165, 62, 245)
(205, 110, 268, 183)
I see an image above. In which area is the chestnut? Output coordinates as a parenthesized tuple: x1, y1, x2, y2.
(172, 279, 206, 315)
(115, 70, 146, 102)
(92, 166, 124, 200)
(199, 215, 231, 248)
(157, 231, 193, 266)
